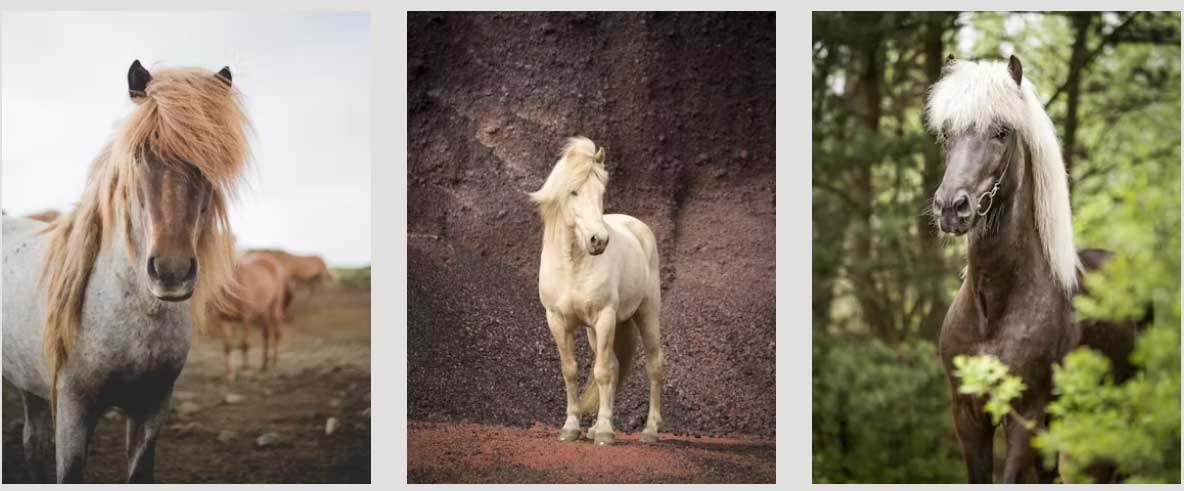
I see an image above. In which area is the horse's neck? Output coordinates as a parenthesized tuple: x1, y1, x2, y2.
(966, 148, 1054, 305)
(541, 217, 588, 273)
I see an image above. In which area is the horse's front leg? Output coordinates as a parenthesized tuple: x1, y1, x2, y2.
(1002, 400, 1048, 483)
(54, 393, 99, 483)
(590, 307, 619, 445)
(952, 394, 995, 483)
(125, 390, 172, 483)
(20, 390, 55, 482)
(546, 310, 581, 441)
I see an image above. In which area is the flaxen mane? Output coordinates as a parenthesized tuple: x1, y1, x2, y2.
(926, 59, 1080, 295)
(529, 136, 608, 219)
(41, 67, 250, 409)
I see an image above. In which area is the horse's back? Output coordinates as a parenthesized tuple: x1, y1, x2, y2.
(2, 216, 53, 396)
(231, 252, 288, 319)
(605, 214, 659, 272)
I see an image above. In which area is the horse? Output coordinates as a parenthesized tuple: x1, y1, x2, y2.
(247, 249, 335, 295)
(215, 251, 289, 381)
(531, 137, 665, 445)
(2, 60, 248, 483)
(928, 54, 1082, 483)
(25, 209, 61, 223)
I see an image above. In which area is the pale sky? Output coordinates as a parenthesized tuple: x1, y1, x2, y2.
(1, 11, 371, 267)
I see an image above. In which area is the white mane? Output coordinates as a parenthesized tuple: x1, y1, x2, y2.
(927, 59, 1080, 296)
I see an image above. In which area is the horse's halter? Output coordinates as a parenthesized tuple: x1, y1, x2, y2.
(976, 140, 1013, 217)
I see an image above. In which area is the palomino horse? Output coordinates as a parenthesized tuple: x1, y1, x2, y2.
(929, 54, 1081, 483)
(2, 60, 248, 483)
(531, 137, 665, 445)
(216, 251, 289, 381)
(25, 209, 61, 223)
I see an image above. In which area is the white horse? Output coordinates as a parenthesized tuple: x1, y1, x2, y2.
(531, 137, 665, 445)
(2, 60, 248, 482)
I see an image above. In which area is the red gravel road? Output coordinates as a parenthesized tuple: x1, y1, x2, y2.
(408, 422, 775, 484)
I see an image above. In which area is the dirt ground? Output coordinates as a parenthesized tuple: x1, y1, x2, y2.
(2, 285, 371, 484)
(407, 422, 775, 484)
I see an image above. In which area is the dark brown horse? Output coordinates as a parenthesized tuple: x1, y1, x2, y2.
(930, 55, 1148, 484)
(930, 55, 1083, 483)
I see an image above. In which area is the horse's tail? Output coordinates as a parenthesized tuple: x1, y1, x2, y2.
(578, 321, 638, 415)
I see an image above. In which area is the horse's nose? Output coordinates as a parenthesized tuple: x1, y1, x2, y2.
(147, 256, 197, 285)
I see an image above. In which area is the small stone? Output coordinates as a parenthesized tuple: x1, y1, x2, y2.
(173, 390, 197, 401)
(217, 430, 237, 443)
(325, 417, 340, 436)
(360, 407, 371, 417)
(175, 401, 201, 417)
(256, 432, 282, 448)
(224, 393, 246, 405)
(104, 409, 122, 421)
(329, 398, 342, 408)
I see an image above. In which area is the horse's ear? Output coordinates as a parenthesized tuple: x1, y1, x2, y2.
(594, 147, 605, 164)
(946, 53, 955, 64)
(128, 59, 151, 99)
(216, 66, 233, 88)
(1008, 55, 1023, 86)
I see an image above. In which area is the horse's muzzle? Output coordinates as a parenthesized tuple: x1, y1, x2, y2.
(935, 190, 974, 235)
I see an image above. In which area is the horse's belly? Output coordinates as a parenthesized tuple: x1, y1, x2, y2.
(2, 217, 53, 397)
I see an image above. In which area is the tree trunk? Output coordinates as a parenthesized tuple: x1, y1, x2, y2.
(1063, 13, 1094, 178)
(917, 13, 952, 342)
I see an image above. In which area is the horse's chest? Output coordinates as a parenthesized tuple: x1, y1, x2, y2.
(540, 277, 612, 324)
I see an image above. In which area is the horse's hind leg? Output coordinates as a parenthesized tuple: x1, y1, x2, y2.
(634, 300, 665, 443)
(219, 320, 237, 382)
(19, 390, 54, 482)
(125, 391, 171, 483)
(259, 321, 271, 371)
(545, 310, 582, 441)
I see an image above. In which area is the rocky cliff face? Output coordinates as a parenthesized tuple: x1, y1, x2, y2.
(408, 11, 776, 437)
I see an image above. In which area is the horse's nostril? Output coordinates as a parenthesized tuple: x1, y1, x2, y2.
(954, 194, 971, 215)
(147, 257, 159, 279)
(183, 258, 198, 282)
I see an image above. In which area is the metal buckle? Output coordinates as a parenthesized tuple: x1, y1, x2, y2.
(977, 179, 1001, 217)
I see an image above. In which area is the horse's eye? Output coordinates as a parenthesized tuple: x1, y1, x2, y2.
(994, 127, 1011, 140)
(571, 191, 578, 197)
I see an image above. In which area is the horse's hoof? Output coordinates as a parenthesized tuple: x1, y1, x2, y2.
(640, 432, 659, 443)
(558, 428, 581, 442)
(593, 431, 615, 446)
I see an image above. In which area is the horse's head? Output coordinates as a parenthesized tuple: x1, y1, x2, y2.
(125, 60, 239, 301)
(566, 147, 610, 255)
(531, 137, 611, 255)
(931, 55, 1025, 235)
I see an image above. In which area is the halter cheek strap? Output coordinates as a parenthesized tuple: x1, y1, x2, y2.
(977, 155, 1011, 217)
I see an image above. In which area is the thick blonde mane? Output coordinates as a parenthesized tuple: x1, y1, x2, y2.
(41, 67, 249, 409)
(529, 136, 608, 221)
(927, 59, 1080, 295)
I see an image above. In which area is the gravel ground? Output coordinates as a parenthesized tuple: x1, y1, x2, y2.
(408, 421, 775, 484)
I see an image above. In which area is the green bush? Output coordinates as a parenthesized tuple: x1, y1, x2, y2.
(813, 339, 965, 483)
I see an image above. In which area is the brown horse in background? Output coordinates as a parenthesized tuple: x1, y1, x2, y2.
(24, 209, 60, 223)
(247, 249, 335, 295)
(218, 251, 289, 381)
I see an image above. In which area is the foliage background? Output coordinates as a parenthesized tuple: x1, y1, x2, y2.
(812, 11, 1180, 483)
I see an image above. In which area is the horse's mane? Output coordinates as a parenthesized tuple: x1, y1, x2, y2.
(529, 136, 608, 221)
(41, 67, 249, 409)
(927, 59, 1080, 296)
